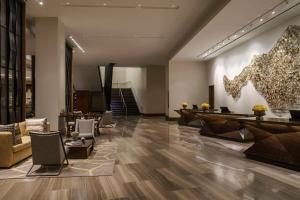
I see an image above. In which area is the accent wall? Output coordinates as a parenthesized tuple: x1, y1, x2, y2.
(206, 15, 300, 117)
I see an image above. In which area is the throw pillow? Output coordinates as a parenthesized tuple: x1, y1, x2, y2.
(26, 118, 47, 134)
(0, 124, 22, 145)
(13, 124, 22, 145)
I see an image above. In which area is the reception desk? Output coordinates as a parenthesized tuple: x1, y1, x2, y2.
(236, 117, 300, 171)
(176, 109, 300, 170)
(175, 109, 254, 142)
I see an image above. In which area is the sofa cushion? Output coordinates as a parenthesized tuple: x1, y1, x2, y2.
(26, 118, 47, 133)
(12, 136, 31, 153)
(0, 124, 22, 145)
(19, 121, 27, 136)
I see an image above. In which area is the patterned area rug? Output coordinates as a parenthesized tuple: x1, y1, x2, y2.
(0, 139, 117, 179)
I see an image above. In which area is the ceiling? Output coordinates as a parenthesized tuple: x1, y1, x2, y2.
(26, 0, 229, 67)
(172, 0, 285, 62)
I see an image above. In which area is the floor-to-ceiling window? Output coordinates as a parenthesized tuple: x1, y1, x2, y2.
(65, 43, 73, 113)
(0, 0, 24, 124)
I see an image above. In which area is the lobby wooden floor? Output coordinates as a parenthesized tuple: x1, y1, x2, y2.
(1, 117, 300, 200)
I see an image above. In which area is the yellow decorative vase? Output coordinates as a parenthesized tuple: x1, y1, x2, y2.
(201, 103, 210, 112)
(252, 104, 268, 120)
(182, 102, 188, 110)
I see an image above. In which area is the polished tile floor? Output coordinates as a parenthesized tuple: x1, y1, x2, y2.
(0, 117, 300, 200)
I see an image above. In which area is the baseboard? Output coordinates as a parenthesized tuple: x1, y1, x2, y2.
(141, 113, 165, 117)
(165, 116, 179, 121)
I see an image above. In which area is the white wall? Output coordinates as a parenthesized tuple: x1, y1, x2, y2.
(165, 64, 169, 115)
(144, 66, 165, 114)
(207, 15, 300, 116)
(168, 61, 208, 118)
(35, 18, 66, 130)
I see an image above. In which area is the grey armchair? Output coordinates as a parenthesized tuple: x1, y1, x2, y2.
(27, 131, 68, 176)
(99, 111, 116, 128)
(75, 119, 95, 140)
(99, 111, 117, 136)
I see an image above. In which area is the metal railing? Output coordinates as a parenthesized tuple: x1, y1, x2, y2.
(113, 82, 128, 119)
(119, 88, 128, 119)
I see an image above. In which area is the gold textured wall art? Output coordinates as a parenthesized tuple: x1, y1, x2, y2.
(223, 25, 300, 109)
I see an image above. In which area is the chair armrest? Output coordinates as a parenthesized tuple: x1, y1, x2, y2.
(0, 132, 14, 167)
(46, 122, 50, 132)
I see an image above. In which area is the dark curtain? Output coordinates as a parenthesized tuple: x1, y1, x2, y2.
(0, 0, 24, 124)
(65, 43, 73, 113)
(104, 63, 115, 111)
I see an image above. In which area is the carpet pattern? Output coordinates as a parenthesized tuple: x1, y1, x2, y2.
(0, 139, 117, 179)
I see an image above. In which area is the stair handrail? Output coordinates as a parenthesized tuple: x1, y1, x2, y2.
(118, 84, 128, 119)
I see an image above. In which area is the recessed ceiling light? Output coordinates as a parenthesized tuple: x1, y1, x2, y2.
(39, 1, 44, 6)
(69, 36, 85, 53)
(272, 11, 276, 15)
(260, 18, 264, 22)
(63, 3, 179, 10)
(241, 30, 245, 33)
(66, 2, 70, 5)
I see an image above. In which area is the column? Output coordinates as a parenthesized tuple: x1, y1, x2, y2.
(35, 18, 66, 130)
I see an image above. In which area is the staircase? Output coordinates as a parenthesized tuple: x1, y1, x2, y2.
(111, 88, 140, 116)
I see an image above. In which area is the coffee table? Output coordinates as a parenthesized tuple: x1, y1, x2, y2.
(65, 139, 94, 159)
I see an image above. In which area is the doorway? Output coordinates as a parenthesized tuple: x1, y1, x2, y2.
(209, 85, 214, 109)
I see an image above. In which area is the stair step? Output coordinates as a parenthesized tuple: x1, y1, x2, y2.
(111, 88, 140, 116)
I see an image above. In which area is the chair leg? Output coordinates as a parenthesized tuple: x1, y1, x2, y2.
(64, 157, 69, 165)
(26, 164, 35, 177)
(26, 164, 64, 176)
(60, 133, 69, 165)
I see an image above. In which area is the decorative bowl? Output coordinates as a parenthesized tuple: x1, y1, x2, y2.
(71, 132, 79, 140)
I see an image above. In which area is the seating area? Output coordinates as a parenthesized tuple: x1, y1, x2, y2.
(0, 119, 49, 168)
(0, 111, 117, 177)
(0, 0, 300, 199)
